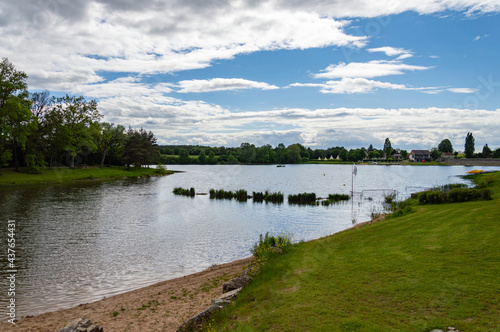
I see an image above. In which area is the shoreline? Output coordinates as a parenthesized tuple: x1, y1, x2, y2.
(1, 257, 253, 331)
(0, 216, 388, 331)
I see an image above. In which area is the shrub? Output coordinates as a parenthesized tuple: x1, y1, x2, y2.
(251, 232, 293, 265)
(328, 193, 351, 202)
(155, 164, 169, 175)
(384, 192, 397, 204)
(447, 188, 479, 202)
(288, 192, 316, 205)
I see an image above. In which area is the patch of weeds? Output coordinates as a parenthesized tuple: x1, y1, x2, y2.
(112, 311, 119, 317)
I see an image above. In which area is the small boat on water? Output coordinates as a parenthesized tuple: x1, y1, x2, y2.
(466, 169, 483, 174)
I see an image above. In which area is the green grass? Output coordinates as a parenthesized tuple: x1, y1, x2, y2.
(0, 166, 173, 186)
(210, 172, 500, 332)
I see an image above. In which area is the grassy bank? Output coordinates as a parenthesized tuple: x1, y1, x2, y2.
(0, 166, 173, 186)
(210, 172, 500, 332)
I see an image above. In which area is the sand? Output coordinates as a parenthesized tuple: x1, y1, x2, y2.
(1, 257, 253, 332)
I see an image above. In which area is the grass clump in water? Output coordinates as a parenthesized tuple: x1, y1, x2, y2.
(173, 187, 195, 197)
(288, 192, 316, 205)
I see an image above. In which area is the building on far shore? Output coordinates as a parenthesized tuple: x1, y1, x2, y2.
(409, 150, 431, 162)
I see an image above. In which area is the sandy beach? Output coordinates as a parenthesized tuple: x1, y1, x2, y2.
(1, 257, 252, 332)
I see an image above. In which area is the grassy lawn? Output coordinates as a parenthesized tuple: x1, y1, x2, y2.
(0, 166, 173, 186)
(211, 172, 500, 332)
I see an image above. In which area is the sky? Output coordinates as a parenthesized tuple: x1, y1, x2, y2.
(1, 0, 500, 151)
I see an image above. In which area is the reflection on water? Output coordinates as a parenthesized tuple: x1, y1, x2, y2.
(0, 164, 494, 319)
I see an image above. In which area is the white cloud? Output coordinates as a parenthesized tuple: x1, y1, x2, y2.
(447, 87, 476, 93)
(368, 46, 413, 58)
(176, 78, 279, 93)
(314, 60, 431, 79)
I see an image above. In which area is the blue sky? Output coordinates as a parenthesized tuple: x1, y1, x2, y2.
(1, 0, 499, 151)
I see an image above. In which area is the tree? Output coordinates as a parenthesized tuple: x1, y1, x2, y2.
(122, 127, 158, 168)
(383, 138, 393, 159)
(207, 151, 217, 164)
(493, 148, 500, 159)
(464, 132, 475, 158)
(286, 144, 302, 163)
(198, 149, 206, 164)
(238, 142, 256, 163)
(401, 150, 408, 159)
(482, 144, 492, 158)
(367, 144, 375, 152)
(430, 147, 441, 161)
(438, 139, 453, 153)
(45, 95, 102, 167)
(0, 58, 33, 168)
(95, 123, 126, 168)
(178, 148, 190, 164)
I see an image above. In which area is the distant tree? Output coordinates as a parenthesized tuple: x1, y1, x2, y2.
(207, 150, 217, 164)
(430, 148, 441, 161)
(339, 148, 348, 161)
(238, 142, 256, 163)
(178, 148, 190, 164)
(198, 149, 206, 164)
(383, 138, 393, 159)
(438, 139, 453, 153)
(275, 143, 286, 164)
(482, 144, 492, 158)
(227, 153, 239, 164)
(286, 144, 302, 164)
(367, 144, 375, 152)
(493, 148, 500, 159)
(464, 132, 475, 158)
(401, 150, 408, 159)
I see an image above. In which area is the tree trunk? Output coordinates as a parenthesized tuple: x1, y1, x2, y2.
(100, 148, 108, 169)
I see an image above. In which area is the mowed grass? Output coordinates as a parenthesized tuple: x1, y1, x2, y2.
(211, 172, 500, 332)
(0, 166, 172, 186)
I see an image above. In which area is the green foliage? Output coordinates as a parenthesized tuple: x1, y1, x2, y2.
(251, 232, 293, 266)
(464, 132, 475, 158)
(383, 137, 393, 159)
(438, 138, 453, 153)
(384, 192, 397, 204)
(209, 189, 234, 199)
(288, 192, 316, 204)
(417, 187, 492, 204)
(173, 187, 195, 197)
(322, 193, 351, 206)
(482, 144, 492, 158)
(234, 189, 248, 201)
(155, 164, 169, 175)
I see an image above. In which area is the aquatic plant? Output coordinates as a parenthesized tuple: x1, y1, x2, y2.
(288, 192, 316, 205)
(173, 187, 195, 197)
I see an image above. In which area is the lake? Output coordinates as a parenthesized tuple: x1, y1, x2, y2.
(0, 164, 497, 319)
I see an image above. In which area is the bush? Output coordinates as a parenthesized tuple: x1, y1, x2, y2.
(384, 192, 397, 204)
(251, 232, 293, 265)
(252, 191, 265, 202)
(155, 164, 169, 175)
(417, 190, 446, 204)
(447, 188, 479, 202)
(173, 187, 195, 197)
(288, 192, 316, 205)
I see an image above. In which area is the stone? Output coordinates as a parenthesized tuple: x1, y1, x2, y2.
(222, 274, 252, 293)
(58, 318, 103, 332)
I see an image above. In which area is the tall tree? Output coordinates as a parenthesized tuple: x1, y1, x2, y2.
(482, 144, 492, 158)
(464, 132, 475, 158)
(0, 58, 33, 168)
(438, 139, 453, 153)
(122, 127, 158, 168)
(383, 138, 393, 159)
(95, 122, 126, 168)
(45, 95, 102, 167)
(238, 142, 256, 163)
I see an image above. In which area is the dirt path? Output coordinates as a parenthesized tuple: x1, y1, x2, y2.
(1, 257, 252, 332)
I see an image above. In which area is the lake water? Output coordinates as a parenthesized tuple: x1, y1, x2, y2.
(1, 164, 498, 319)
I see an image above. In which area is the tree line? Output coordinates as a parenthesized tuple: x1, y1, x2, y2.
(0, 58, 158, 172)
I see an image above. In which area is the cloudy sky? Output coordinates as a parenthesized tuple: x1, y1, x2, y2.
(1, 0, 499, 150)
